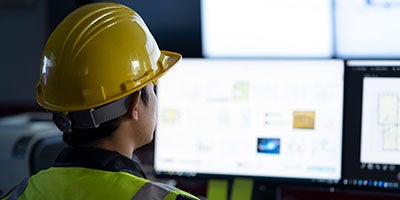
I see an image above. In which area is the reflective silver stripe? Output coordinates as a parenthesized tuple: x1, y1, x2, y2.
(4, 179, 29, 200)
(131, 182, 177, 200)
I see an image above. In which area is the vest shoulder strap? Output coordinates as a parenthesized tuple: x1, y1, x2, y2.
(132, 181, 199, 200)
(0, 178, 29, 200)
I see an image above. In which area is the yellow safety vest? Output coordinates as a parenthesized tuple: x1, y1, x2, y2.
(1, 167, 198, 200)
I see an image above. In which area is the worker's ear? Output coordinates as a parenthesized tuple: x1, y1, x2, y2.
(128, 90, 141, 120)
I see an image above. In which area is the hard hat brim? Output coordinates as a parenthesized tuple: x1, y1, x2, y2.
(152, 49, 182, 83)
(37, 50, 182, 112)
(160, 50, 182, 72)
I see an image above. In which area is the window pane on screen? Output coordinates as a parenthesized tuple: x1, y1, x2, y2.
(335, 0, 400, 58)
(201, 0, 333, 58)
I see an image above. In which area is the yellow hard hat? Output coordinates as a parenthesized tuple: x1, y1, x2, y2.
(36, 2, 181, 112)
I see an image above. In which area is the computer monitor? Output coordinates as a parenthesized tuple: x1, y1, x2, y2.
(201, 0, 334, 58)
(342, 60, 400, 191)
(154, 58, 344, 184)
(335, 0, 400, 59)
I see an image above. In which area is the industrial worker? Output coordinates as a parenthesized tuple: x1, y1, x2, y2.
(1, 2, 200, 200)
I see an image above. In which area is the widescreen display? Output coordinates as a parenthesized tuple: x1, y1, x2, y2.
(154, 59, 344, 183)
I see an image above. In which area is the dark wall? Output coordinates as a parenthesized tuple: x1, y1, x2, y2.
(0, 0, 47, 105)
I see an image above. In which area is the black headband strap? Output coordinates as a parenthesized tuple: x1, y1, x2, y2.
(53, 94, 134, 132)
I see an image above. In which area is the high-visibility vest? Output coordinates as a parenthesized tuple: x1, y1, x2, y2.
(1, 167, 198, 200)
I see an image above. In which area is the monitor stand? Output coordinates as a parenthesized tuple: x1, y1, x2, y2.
(207, 178, 278, 200)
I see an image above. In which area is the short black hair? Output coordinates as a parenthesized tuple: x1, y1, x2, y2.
(62, 87, 149, 146)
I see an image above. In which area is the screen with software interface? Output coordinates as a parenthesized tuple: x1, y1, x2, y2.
(335, 0, 400, 59)
(342, 60, 400, 191)
(201, 0, 333, 58)
(154, 59, 344, 183)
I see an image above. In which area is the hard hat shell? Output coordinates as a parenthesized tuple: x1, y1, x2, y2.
(36, 2, 181, 112)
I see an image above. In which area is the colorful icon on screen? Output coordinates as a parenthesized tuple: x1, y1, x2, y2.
(257, 138, 281, 154)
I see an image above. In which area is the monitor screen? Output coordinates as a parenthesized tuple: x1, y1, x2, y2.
(201, 0, 334, 58)
(154, 58, 344, 183)
(335, 0, 400, 59)
(342, 60, 400, 190)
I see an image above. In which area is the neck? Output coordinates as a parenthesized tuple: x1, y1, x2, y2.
(82, 125, 135, 158)
(81, 117, 146, 159)
(84, 137, 133, 158)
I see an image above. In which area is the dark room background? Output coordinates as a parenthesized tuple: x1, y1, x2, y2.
(0, 0, 201, 113)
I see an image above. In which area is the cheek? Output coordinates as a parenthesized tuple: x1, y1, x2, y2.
(153, 97, 157, 115)
(151, 99, 157, 126)
(150, 90, 157, 115)
(148, 93, 157, 125)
